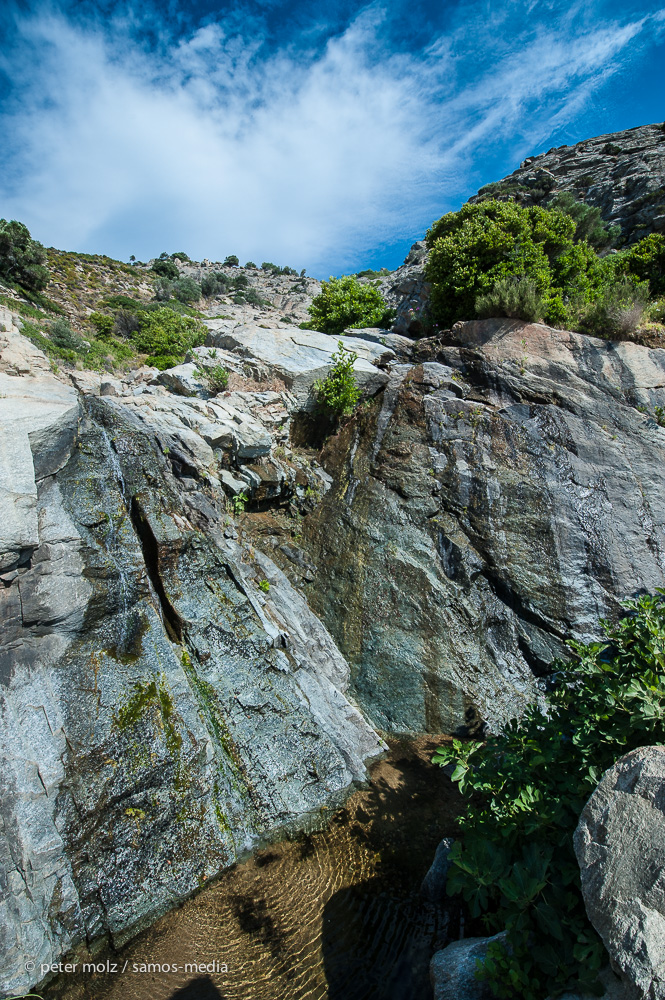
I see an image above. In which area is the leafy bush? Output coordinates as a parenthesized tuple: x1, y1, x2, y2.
(89, 311, 115, 339)
(261, 261, 298, 276)
(475, 276, 545, 322)
(576, 275, 650, 338)
(313, 341, 361, 415)
(224, 255, 239, 267)
(171, 251, 191, 262)
(245, 261, 257, 269)
(201, 272, 231, 297)
(623, 233, 665, 296)
(233, 273, 249, 289)
(194, 362, 229, 393)
(244, 287, 267, 307)
(433, 592, 665, 999)
(306, 275, 394, 335)
(172, 276, 201, 304)
(50, 318, 85, 351)
(0, 219, 49, 291)
(151, 258, 180, 280)
(425, 200, 606, 330)
(131, 308, 206, 369)
(548, 192, 620, 249)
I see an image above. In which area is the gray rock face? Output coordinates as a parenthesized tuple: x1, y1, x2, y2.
(0, 328, 384, 998)
(303, 319, 665, 733)
(205, 322, 391, 410)
(575, 746, 665, 999)
(469, 122, 665, 245)
(430, 934, 505, 1000)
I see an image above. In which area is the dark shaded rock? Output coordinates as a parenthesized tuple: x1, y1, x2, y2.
(575, 746, 665, 999)
(430, 933, 505, 1000)
(420, 837, 454, 902)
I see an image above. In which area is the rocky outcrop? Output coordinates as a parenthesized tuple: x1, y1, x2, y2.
(469, 122, 665, 245)
(0, 325, 385, 998)
(430, 934, 505, 1000)
(302, 319, 665, 733)
(575, 746, 665, 999)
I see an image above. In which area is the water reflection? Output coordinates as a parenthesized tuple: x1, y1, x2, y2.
(45, 737, 460, 1000)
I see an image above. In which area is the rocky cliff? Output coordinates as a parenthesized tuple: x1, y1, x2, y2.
(469, 121, 665, 246)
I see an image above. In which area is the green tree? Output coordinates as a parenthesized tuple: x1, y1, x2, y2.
(433, 592, 665, 999)
(623, 233, 665, 295)
(548, 192, 619, 249)
(306, 275, 394, 335)
(151, 258, 179, 280)
(425, 200, 606, 329)
(223, 255, 239, 267)
(0, 219, 49, 291)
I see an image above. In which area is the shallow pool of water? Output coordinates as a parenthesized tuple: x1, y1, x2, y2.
(43, 736, 461, 1000)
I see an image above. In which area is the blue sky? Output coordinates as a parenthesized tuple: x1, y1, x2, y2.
(0, 1, 663, 277)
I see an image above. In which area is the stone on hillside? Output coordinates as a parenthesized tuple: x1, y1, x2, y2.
(205, 322, 391, 410)
(153, 362, 207, 397)
(430, 933, 506, 1000)
(574, 746, 665, 999)
(346, 327, 416, 358)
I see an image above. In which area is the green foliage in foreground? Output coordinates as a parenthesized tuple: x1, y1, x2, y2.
(305, 275, 394, 335)
(0, 219, 50, 292)
(623, 233, 665, 296)
(313, 340, 361, 416)
(433, 592, 665, 999)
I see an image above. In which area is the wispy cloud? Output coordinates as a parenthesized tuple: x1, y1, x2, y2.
(0, 1, 662, 274)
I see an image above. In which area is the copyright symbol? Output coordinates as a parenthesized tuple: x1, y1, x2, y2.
(25, 960, 35, 972)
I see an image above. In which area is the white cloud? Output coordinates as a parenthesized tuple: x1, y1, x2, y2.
(0, 2, 662, 274)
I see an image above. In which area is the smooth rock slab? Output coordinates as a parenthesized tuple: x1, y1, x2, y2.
(574, 746, 665, 999)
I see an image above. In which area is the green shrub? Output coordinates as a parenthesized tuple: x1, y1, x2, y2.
(245, 261, 257, 269)
(223, 255, 239, 267)
(576, 275, 649, 338)
(306, 275, 394, 335)
(433, 592, 665, 999)
(233, 274, 249, 289)
(548, 192, 620, 249)
(244, 287, 267, 307)
(623, 233, 665, 295)
(313, 341, 361, 415)
(50, 318, 85, 351)
(425, 200, 606, 329)
(172, 276, 201, 304)
(0, 219, 49, 291)
(194, 362, 229, 393)
(201, 272, 231, 297)
(89, 311, 115, 339)
(131, 308, 206, 369)
(171, 251, 191, 262)
(475, 276, 546, 322)
(151, 258, 180, 280)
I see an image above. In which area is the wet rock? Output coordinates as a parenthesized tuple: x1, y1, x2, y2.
(304, 319, 665, 733)
(0, 341, 384, 998)
(575, 746, 665, 999)
(421, 837, 454, 902)
(430, 933, 505, 1000)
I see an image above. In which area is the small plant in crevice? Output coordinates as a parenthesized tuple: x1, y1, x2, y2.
(433, 592, 665, 1000)
(313, 341, 361, 417)
(233, 491, 249, 515)
(258, 579, 270, 593)
(194, 362, 230, 393)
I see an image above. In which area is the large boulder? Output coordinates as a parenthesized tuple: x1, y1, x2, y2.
(303, 319, 665, 733)
(204, 322, 391, 410)
(575, 746, 665, 999)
